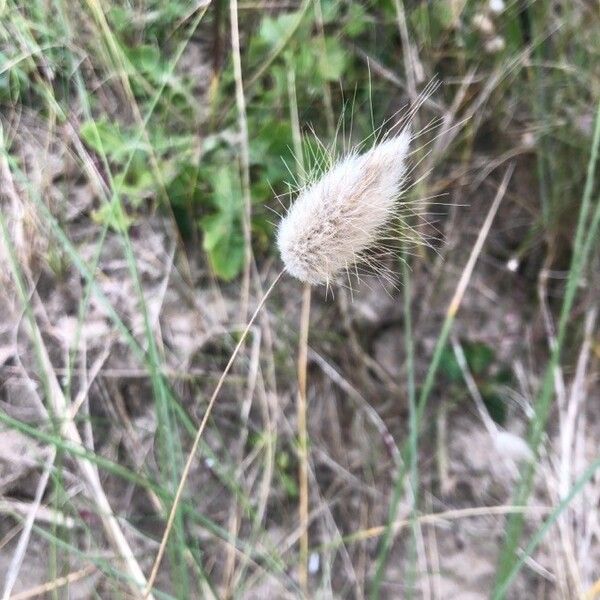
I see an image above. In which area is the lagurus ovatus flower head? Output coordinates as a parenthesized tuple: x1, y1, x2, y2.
(277, 130, 412, 286)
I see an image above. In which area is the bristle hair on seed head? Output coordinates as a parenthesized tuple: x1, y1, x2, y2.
(277, 130, 412, 286)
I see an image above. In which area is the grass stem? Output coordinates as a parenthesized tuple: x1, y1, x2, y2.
(143, 270, 284, 597)
(297, 282, 312, 596)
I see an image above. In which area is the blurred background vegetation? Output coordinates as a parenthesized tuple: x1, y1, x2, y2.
(0, 0, 599, 598)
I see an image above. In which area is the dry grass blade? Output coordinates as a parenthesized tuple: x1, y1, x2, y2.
(444, 167, 513, 317)
(2, 1, 597, 595)
(0, 150, 152, 599)
(372, 165, 514, 596)
(1, 452, 54, 599)
(585, 579, 600, 600)
(8, 565, 97, 600)
(346, 505, 552, 545)
(19, 308, 152, 598)
(143, 270, 283, 597)
(222, 326, 262, 594)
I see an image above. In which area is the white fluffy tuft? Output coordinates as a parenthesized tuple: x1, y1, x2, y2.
(277, 130, 411, 285)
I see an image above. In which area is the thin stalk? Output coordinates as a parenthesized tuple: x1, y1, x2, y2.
(529, 0, 552, 226)
(230, 0, 252, 319)
(297, 282, 312, 596)
(1, 451, 55, 599)
(42, 13, 213, 586)
(143, 270, 284, 597)
(286, 59, 312, 596)
(313, 0, 335, 137)
(118, 217, 189, 596)
(393, 0, 419, 121)
(402, 255, 419, 598)
(221, 1, 255, 584)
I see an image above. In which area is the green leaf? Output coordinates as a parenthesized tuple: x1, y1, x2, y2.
(346, 4, 368, 37)
(318, 37, 347, 81)
(481, 387, 507, 425)
(199, 167, 246, 281)
(463, 342, 495, 375)
(259, 12, 303, 48)
(411, 4, 431, 45)
(92, 197, 132, 233)
(440, 341, 496, 381)
(439, 346, 462, 382)
(166, 164, 204, 239)
(320, 0, 339, 24)
(294, 45, 318, 80)
(167, 164, 203, 207)
(80, 119, 130, 160)
(249, 118, 293, 194)
(432, 0, 457, 32)
(126, 45, 161, 73)
(279, 471, 299, 498)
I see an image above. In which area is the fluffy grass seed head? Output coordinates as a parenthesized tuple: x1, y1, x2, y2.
(277, 130, 412, 286)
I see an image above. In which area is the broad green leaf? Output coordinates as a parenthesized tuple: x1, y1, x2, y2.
(439, 346, 462, 382)
(126, 45, 162, 74)
(79, 119, 146, 162)
(318, 37, 347, 81)
(347, 4, 368, 37)
(199, 166, 246, 281)
(432, 0, 457, 32)
(463, 342, 495, 375)
(92, 197, 132, 233)
(321, 0, 339, 24)
(259, 12, 303, 48)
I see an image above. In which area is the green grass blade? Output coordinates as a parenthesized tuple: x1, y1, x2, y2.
(371, 168, 512, 598)
(493, 98, 600, 595)
(493, 456, 600, 599)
